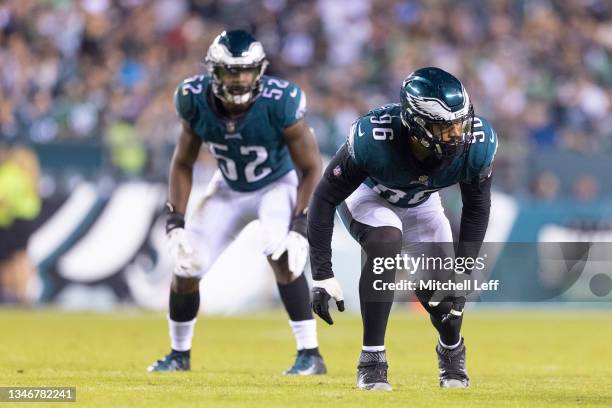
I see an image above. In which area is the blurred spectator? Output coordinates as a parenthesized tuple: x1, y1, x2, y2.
(531, 172, 560, 201)
(106, 122, 147, 176)
(0, 145, 41, 304)
(572, 175, 600, 202)
(0, 146, 41, 228)
(0, 0, 609, 195)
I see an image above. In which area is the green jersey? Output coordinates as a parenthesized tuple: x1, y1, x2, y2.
(174, 74, 306, 192)
(348, 104, 498, 207)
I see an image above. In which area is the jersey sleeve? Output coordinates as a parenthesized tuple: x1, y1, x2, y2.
(464, 116, 499, 183)
(173, 80, 197, 124)
(278, 83, 307, 128)
(346, 116, 371, 169)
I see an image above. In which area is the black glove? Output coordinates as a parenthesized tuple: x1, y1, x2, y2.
(311, 278, 345, 325)
(441, 295, 466, 324)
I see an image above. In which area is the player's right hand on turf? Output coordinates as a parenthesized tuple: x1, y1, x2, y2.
(440, 295, 466, 324)
(312, 278, 345, 325)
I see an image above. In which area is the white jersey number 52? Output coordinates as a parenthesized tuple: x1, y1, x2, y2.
(208, 143, 272, 183)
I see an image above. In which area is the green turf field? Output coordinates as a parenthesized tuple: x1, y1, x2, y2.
(0, 309, 611, 407)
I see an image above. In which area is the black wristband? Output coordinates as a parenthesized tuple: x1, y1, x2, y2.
(290, 210, 308, 237)
(165, 202, 185, 233)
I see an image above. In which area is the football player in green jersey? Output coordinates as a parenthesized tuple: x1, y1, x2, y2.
(149, 30, 325, 375)
(308, 67, 498, 390)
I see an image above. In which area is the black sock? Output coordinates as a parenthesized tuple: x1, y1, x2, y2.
(417, 295, 462, 346)
(277, 273, 313, 321)
(358, 228, 401, 347)
(430, 313, 462, 346)
(169, 290, 200, 322)
(360, 301, 393, 346)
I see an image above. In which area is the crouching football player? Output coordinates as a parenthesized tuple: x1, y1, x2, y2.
(148, 30, 326, 375)
(308, 67, 497, 390)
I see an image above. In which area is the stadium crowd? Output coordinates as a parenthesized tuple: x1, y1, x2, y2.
(0, 0, 610, 193)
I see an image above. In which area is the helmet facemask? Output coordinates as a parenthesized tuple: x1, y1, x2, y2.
(209, 61, 268, 105)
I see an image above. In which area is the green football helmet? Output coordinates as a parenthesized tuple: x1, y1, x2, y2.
(204, 30, 268, 105)
(400, 67, 474, 162)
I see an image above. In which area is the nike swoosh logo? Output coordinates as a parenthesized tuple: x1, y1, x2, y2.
(358, 123, 365, 137)
(290, 88, 298, 98)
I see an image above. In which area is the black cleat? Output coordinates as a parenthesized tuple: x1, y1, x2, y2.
(283, 350, 327, 375)
(436, 338, 470, 388)
(148, 350, 191, 372)
(356, 350, 392, 391)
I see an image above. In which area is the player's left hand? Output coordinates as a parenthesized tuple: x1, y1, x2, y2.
(271, 231, 309, 275)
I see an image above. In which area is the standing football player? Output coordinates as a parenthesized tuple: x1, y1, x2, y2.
(308, 67, 498, 390)
(148, 30, 325, 375)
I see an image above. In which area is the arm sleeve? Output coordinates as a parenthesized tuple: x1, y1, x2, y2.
(308, 144, 368, 280)
(457, 176, 492, 262)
